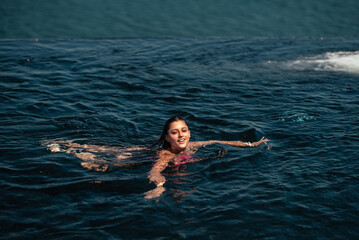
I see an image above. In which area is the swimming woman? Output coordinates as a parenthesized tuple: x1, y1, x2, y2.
(145, 116, 269, 199)
(45, 116, 269, 199)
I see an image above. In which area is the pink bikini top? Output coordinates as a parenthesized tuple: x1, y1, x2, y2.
(151, 155, 195, 167)
(173, 155, 195, 166)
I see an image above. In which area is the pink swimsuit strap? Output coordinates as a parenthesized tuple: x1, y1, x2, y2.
(151, 155, 195, 166)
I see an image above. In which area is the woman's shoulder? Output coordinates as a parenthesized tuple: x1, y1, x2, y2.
(158, 149, 173, 157)
(156, 149, 176, 164)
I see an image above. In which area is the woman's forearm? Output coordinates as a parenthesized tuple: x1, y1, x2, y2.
(217, 140, 248, 147)
(193, 140, 249, 147)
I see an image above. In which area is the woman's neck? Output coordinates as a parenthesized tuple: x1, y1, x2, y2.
(170, 147, 186, 155)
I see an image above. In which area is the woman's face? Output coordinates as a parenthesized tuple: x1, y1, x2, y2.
(166, 120, 191, 153)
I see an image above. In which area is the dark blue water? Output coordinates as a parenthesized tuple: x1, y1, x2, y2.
(1, 37, 359, 239)
(1, 0, 359, 38)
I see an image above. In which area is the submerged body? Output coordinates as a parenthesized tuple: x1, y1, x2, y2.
(44, 139, 150, 172)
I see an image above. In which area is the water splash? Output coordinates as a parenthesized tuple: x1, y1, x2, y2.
(286, 51, 359, 74)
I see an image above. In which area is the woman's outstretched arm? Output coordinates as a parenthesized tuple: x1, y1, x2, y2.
(147, 150, 173, 186)
(192, 137, 269, 148)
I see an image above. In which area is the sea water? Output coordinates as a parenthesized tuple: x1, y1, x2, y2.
(1, 37, 359, 239)
(1, 0, 359, 38)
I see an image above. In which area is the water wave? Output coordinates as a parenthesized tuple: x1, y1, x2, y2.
(279, 111, 317, 122)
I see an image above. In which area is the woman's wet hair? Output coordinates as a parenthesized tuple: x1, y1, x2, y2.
(151, 116, 188, 150)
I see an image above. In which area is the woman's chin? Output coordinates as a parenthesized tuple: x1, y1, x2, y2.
(172, 144, 187, 153)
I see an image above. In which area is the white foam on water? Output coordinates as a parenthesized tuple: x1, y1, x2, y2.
(286, 51, 359, 74)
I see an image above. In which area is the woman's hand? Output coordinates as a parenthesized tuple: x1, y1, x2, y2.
(145, 172, 166, 199)
(144, 186, 165, 199)
(252, 137, 270, 147)
(149, 173, 166, 186)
